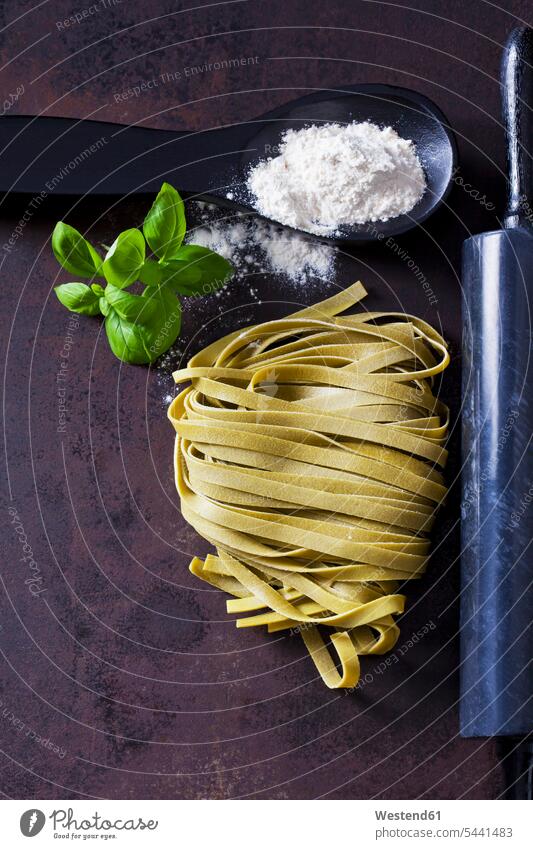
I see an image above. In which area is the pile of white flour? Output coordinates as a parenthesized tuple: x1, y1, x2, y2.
(246, 121, 426, 236)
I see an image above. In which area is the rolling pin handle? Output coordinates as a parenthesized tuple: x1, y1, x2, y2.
(502, 26, 533, 229)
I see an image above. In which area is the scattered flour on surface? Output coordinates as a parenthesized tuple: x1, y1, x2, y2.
(246, 121, 426, 236)
(186, 203, 337, 286)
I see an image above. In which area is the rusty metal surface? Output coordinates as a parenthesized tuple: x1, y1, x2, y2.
(1, 0, 526, 799)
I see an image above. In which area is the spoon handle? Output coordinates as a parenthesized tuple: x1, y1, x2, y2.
(502, 26, 533, 229)
(0, 114, 249, 197)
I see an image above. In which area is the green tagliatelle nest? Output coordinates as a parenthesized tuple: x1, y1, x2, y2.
(168, 282, 449, 689)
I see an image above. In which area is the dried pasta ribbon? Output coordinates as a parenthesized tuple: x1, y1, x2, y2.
(168, 282, 449, 689)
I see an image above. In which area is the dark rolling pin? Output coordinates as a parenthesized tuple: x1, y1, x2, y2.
(461, 26, 533, 797)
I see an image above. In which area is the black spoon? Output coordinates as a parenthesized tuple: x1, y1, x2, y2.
(0, 84, 456, 243)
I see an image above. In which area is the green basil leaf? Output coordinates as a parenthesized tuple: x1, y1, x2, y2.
(140, 284, 182, 360)
(99, 297, 109, 316)
(52, 222, 102, 278)
(91, 283, 105, 297)
(54, 282, 101, 316)
(104, 283, 157, 324)
(138, 258, 202, 289)
(143, 182, 186, 261)
(105, 286, 181, 364)
(138, 259, 164, 286)
(103, 228, 146, 288)
(105, 308, 151, 365)
(154, 259, 202, 290)
(166, 244, 233, 295)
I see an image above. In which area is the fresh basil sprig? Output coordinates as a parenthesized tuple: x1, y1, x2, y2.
(52, 183, 233, 365)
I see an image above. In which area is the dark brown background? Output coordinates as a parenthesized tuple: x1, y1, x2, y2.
(1, 0, 529, 800)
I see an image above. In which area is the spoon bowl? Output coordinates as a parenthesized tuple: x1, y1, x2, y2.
(238, 85, 457, 243)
